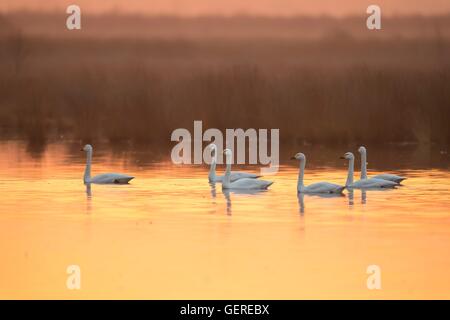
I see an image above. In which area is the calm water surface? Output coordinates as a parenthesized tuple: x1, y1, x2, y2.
(0, 142, 449, 299)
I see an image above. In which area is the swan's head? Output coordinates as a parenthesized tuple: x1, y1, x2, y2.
(208, 143, 217, 150)
(340, 152, 354, 160)
(223, 148, 232, 157)
(291, 152, 306, 161)
(223, 148, 232, 164)
(358, 146, 366, 154)
(208, 143, 217, 155)
(82, 144, 93, 152)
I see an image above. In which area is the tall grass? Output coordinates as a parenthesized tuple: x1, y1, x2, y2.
(0, 13, 449, 151)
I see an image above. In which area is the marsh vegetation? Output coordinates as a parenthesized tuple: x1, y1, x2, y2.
(0, 12, 449, 153)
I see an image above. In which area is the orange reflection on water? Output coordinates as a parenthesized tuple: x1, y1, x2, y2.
(0, 142, 449, 299)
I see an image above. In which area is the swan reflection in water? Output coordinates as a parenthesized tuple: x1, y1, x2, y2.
(348, 187, 397, 205)
(221, 188, 269, 216)
(209, 182, 268, 215)
(209, 182, 229, 213)
(347, 189, 367, 205)
(209, 182, 217, 199)
(85, 183, 92, 214)
(86, 183, 92, 198)
(297, 192, 345, 214)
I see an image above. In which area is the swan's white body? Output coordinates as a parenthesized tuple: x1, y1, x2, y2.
(343, 152, 397, 189)
(88, 173, 134, 184)
(293, 153, 345, 194)
(359, 146, 406, 184)
(82, 144, 134, 184)
(299, 181, 345, 194)
(350, 178, 397, 189)
(208, 144, 260, 183)
(222, 149, 273, 190)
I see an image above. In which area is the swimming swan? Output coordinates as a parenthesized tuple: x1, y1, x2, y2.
(208, 144, 260, 183)
(82, 144, 134, 184)
(358, 146, 406, 184)
(341, 152, 397, 189)
(292, 152, 345, 194)
(222, 149, 273, 190)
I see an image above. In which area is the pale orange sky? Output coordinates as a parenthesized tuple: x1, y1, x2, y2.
(1, 0, 450, 16)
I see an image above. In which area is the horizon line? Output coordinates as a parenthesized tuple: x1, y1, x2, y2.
(2, 9, 450, 20)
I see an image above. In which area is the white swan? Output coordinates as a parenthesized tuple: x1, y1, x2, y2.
(292, 152, 345, 194)
(208, 144, 260, 183)
(359, 146, 406, 184)
(341, 152, 397, 188)
(82, 144, 134, 184)
(222, 149, 273, 190)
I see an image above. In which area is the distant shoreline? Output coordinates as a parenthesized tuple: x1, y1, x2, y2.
(1, 11, 450, 40)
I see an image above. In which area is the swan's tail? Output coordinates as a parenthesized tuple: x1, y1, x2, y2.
(396, 177, 407, 184)
(114, 177, 134, 184)
(264, 181, 274, 189)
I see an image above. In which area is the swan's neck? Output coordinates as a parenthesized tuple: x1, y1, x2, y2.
(84, 150, 92, 184)
(346, 158, 354, 186)
(208, 153, 217, 182)
(297, 159, 305, 192)
(223, 154, 232, 188)
(360, 150, 367, 180)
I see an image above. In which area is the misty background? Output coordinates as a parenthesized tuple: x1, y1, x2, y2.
(0, 10, 449, 161)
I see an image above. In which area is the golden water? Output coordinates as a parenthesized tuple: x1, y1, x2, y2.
(0, 142, 449, 299)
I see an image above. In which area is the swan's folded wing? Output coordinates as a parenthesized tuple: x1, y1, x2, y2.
(351, 178, 396, 188)
(305, 182, 344, 193)
(228, 178, 273, 189)
(91, 173, 134, 184)
(230, 171, 261, 182)
(372, 174, 406, 183)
